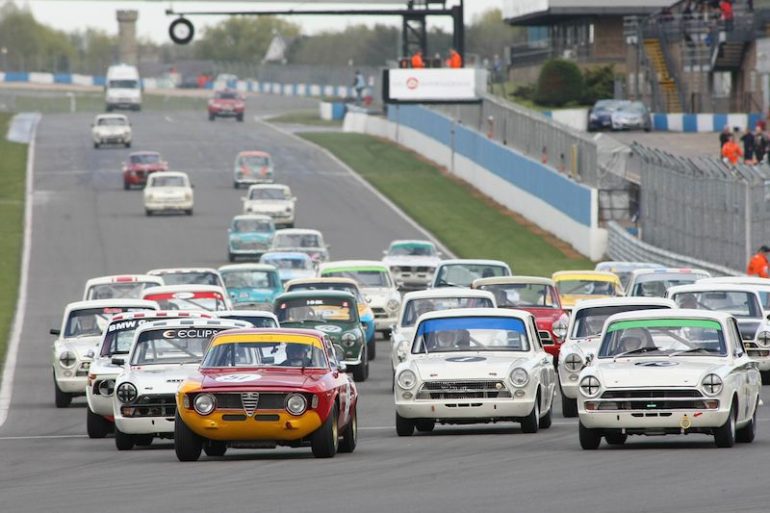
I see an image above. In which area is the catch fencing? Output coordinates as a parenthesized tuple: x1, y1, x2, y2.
(634, 143, 770, 271)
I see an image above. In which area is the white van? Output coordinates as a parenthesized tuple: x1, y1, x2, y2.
(105, 64, 142, 112)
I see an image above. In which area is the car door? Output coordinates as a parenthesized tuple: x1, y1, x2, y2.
(529, 316, 554, 412)
(728, 318, 755, 422)
(324, 336, 350, 424)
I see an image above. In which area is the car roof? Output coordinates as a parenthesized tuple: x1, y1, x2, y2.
(148, 267, 220, 275)
(604, 308, 734, 324)
(285, 277, 361, 289)
(95, 113, 127, 119)
(210, 328, 326, 345)
(320, 260, 388, 271)
(552, 270, 620, 281)
(64, 298, 159, 311)
(388, 239, 435, 247)
(472, 275, 555, 287)
(84, 274, 162, 286)
(148, 171, 188, 179)
(275, 290, 357, 302)
(261, 251, 311, 260)
(415, 307, 532, 323)
(437, 259, 510, 267)
(248, 183, 289, 190)
(142, 284, 227, 295)
(231, 214, 273, 222)
(108, 310, 213, 322)
(275, 228, 322, 236)
(629, 268, 710, 278)
(218, 263, 278, 273)
(697, 276, 762, 285)
(133, 317, 250, 335)
(237, 151, 271, 157)
(594, 261, 662, 272)
(570, 297, 676, 313)
(667, 284, 761, 296)
(216, 310, 278, 320)
(402, 288, 496, 302)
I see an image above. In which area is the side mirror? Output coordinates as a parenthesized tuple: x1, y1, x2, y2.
(50, 328, 61, 336)
(585, 353, 594, 365)
(111, 357, 125, 366)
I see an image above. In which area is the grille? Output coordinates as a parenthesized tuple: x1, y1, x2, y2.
(372, 307, 388, 318)
(213, 392, 288, 412)
(595, 389, 712, 411)
(124, 394, 176, 417)
(416, 380, 511, 400)
(601, 389, 703, 399)
(743, 342, 770, 357)
(538, 330, 554, 345)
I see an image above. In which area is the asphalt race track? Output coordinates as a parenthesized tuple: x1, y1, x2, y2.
(1, 99, 769, 513)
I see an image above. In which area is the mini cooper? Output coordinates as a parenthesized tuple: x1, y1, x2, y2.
(578, 310, 761, 449)
(394, 308, 556, 436)
(143, 171, 194, 216)
(382, 240, 442, 290)
(227, 214, 276, 261)
(219, 264, 283, 310)
(141, 285, 232, 312)
(147, 267, 225, 289)
(111, 318, 250, 450)
(82, 274, 163, 301)
(275, 291, 368, 382)
(86, 310, 212, 438)
(233, 150, 273, 189)
(174, 328, 358, 461)
(51, 299, 158, 408)
(123, 151, 168, 189)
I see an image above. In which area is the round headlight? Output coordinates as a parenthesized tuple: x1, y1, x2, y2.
(579, 376, 601, 398)
(285, 393, 308, 416)
(510, 368, 529, 387)
(552, 313, 569, 340)
(58, 351, 77, 368)
(757, 331, 770, 348)
(387, 299, 400, 312)
(701, 373, 723, 396)
(342, 332, 357, 347)
(98, 379, 115, 397)
(564, 353, 584, 373)
(116, 382, 137, 403)
(193, 393, 216, 415)
(397, 369, 417, 390)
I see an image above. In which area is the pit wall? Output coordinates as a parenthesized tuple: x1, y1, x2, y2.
(343, 106, 607, 260)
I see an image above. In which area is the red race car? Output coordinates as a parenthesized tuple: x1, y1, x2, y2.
(472, 276, 569, 361)
(208, 89, 245, 122)
(122, 151, 167, 189)
(175, 328, 358, 460)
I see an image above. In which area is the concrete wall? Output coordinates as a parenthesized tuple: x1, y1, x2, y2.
(344, 106, 607, 260)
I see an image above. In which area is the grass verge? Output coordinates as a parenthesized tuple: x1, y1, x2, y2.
(2, 91, 205, 113)
(267, 110, 342, 127)
(300, 132, 592, 275)
(0, 113, 27, 368)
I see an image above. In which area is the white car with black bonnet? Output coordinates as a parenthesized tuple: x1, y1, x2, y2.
(394, 308, 556, 436)
(577, 310, 761, 449)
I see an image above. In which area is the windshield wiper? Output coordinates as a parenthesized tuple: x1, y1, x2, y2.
(669, 347, 722, 357)
(613, 346, 661, 361)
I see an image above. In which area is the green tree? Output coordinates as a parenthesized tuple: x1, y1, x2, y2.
(466, 8, 524, 63)
(535, 59, 584, 107)
(193, 16, 300, 63)
(582, 64, 616, 104)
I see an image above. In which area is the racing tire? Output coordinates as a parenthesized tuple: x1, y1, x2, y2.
(185, 209, 193, 216)
(538, 403, 553, 429)
(175, 413, 203, 462)
(311, 405, 339, 458)
(391, 368, 395, 392)
(395, 412, 414, 437)
(123, 181, 130, 191)
(228, 252, 235, 263)
(236, 114, 244, 122)
(86, 408, 112, 439)
(208, 113, 215, 121)
(54, 377, 72, 408)
(135, 435, 153, 447)
(233, 181, 240, 190)
(561, 391, 578, 418)
(145, 209, 153, 216)
(93, 142, 100, 149)
(579, 422, 602, 450)
(761, 371, 770, 385)
(203, 440, 227, 457)
(352, 346, 368, 382)
(367, 339, 376, 360)
(604, 432, 627, 445)
(415, 419, 435, 433)
(736, 403, 757, 444)
(520, 398, 540, 434)
(714, 403, 737, 448)
(125, 142, 131, 148)
(338, 407, 357, 454)
(114, 426, 135, 451)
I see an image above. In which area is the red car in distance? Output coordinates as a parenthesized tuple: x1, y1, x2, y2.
(472, 276, 569, 361)
(122, 151, 167, 189)
(208, 89, 245, 122)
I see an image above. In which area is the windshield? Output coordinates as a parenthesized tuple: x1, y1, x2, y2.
(557, 279, 619, 296)
(594, 100, 627, 111)
(630, 274, 705, 297)
(149, 176, 186, 188)
(412, 316, 529, 353)
(218, 315, 277, 328)
(131, 327, 221, 365)
(671, 291, 761, 318)
(478, 283, 558, 308)
(276, 297, 355, 324)
(221, 270, 278, 290)
(143, 292, 227, 312)
(250, 188, 287, 200)
(108, 79, 138, 89)
(571, 304, 672, 338)
(155, 272, 220, 286)
(239, 155, 270, 167)
(232, 219, 273, 233)
(598, 318, 727, 358)
(401, 296, 495, 327)
(262, 256, 312, 270)
(274, 233, 321, 248)
(203, 341, 327, 368)
(97, 117, 126, 126)
(435, 264, 508, 287)
(130, 154, 160, 165)
(86, 281, 158, 300)
(215, 91, 239, 100)
(388, 243, 436, 257)
(323, 269, 391, 288)
(100, 318, 149, 356)
(64, 306, 147, 337)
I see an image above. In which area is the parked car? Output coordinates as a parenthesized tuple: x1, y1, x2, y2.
(587, 99, 629, 132)
(611, 101, 652, 132)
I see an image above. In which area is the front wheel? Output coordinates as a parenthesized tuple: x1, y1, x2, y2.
(395, 412, 414, 437)
(123, 181, 130, 191)
(311, 405, 338, 458)
(114, 426, 135, 451)
(761, 371, 770, 385)
(228, 252, 235, 263)
(208, 113, 215, 121)
(93, 142, 100, 149)
(175, 413, 203, 461)
(736, 403, 757, 444)
(415, 419, 435, 433)
(185, 209, 193, 216)
(605, 432, 627, 445)
(520, 398, 540, 434)
(203, 441, 227, 457)
(367, 339, 376, 360)
(125, 141, 131, 148)
(714, 403, 737, 448)
(145, 209, 153, 216)
(236, 114, 244, 122)
(135, 435, 153, 447)
(561, 390, 578, 418)
(538, 403, 552, 429)
(338, 407, 357, 453)
(579, 422, 602, 450)
(86, 408, 111, 439)
(54, 376, 72, 408)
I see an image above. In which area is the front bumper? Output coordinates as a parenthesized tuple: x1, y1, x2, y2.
(234, 174, 273, 185)
(391, 271, 434, 289)
(145, 199, 193, 211)
(578, 408, 729, 431)
(210, 109, 244, 118)
(95, 135, 131, 144)
(180, 409, 323, 442)
(228, 245, 271, 256)
(124, 169, 161, 185)
(395, 398, 536, 420)
(114, 414, 176, 435)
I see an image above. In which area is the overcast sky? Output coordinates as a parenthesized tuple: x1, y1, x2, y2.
(24, 1, 504, 43)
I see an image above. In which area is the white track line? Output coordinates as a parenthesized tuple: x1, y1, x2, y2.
(0, 434, 87, 441)
(0, 115, 38, 428)
(254, 116, 456, 259)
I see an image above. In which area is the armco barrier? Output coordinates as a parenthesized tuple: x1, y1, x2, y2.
(344, 107, 607, 260)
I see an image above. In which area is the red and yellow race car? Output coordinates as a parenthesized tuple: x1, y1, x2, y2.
(208, 89, 245, 122)
(174, 328, 358, 460)
(122, 151, 167, 189)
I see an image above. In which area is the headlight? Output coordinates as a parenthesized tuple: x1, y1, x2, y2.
(285, 393, 307, 416)
(98, 379, 115, 397)
(58, 351, 77, 368)
(757, 331, 770, 348)
(510, 368, 529, 387)
(341, 332, 357, 347)
(579, 376, 601, 398)
(564, 353, 583, 373)
(285, 206, 292, 213)
(193, 393, 216, 415)
(387, 299, 400, 312)
(397, 369, 417, 389)
(552, 313, 569, 340)
(701, 374, 723, 396)
(116, 382, 138, 403)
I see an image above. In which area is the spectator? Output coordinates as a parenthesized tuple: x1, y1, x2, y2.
(755, 126, 768, 164)
(722, 134, 743, 165)
(446, 48, 463, 68)
(410, 50, 425, 69)
(741, 126, 756, 164)
(719, 124, 732, 154)
(720, 0, 734, 31)
(352, 70, 366, 105)
(747, 245, 770, 278)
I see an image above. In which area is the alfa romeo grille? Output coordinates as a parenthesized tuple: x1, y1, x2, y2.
(212, 392, 288, 412)
(241, 392, 259, 416)
(416, 380, 511, 400)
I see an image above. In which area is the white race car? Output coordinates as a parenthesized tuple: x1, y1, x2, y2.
(578, 309, 761, 449)
(112, 317, 250, 450)
(216, 310, 279, 327)
(242, 184, 296, 228)
(86, 310, 214, 438)
(91, 113, 131, 148)
(141, 284, 233, 312)
(82, 274, 164, 301)
(389, 288, 497, 387)
(430, 259, 511, 288)
(147, 267, 225, 289)
(624, 268, 711, 297)
(394, 308, 556, 436)
(382, 240, 442, 290)
(143, 171, 194, 216)
(557, 297, 675, 417)
(272, 228, 329, 263)
(51, 299, 158, 408)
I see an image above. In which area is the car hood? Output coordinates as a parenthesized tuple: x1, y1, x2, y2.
(200, 370, 321, 390)
(363, 287, 397, 303)
(122, 364, 201, 391)
(61, 336, 102, 357)
(411, 353, 531, 380)
(591, 359, 726, 388)
(230, 232, 273, 243)
(229, 287, 276, 302)
(383, 256, 440, 268)
(90, 356, 125, 376)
